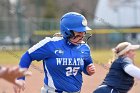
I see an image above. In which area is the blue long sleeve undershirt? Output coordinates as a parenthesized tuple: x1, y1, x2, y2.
(83, 56, 93, 75)
(18, 51, 32, 80)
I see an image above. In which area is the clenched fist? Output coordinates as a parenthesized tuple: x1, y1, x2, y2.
(86, 64, 95, 76)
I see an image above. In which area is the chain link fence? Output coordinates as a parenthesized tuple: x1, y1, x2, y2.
(0, 16, 140, 50)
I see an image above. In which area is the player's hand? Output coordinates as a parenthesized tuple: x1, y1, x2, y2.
(13, 80, 25, 93)
(86, 64, 95, 76)
(0, 66, 31, 87)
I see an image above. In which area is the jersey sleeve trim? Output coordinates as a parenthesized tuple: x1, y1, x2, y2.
(28, 37, 51, 54)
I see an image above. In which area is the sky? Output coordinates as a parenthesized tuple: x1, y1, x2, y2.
(94, 0, 140, 27)
(9, 0, 17, 5)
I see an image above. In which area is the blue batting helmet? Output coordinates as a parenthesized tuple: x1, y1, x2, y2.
(60, 12, 91, 38)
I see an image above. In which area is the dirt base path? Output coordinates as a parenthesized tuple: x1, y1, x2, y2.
(0, 64, 139, 93)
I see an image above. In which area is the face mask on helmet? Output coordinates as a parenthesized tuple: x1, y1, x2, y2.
(60, 12, 91, 39)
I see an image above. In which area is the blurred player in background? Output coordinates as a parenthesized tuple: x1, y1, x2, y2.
(93, 42, 140, 93)
(14, 12, 95, 93)
(0, 66, 31, 87)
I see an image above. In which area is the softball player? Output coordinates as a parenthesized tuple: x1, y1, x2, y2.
(0, 66, 31, 87)
(93, 42, 140, 93)
(14, 12, 95, 93)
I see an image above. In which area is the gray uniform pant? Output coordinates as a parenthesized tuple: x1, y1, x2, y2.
(41, 84, 80, 93)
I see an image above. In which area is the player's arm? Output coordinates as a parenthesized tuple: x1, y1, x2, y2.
(13, 38, 52, 93)
(122, 57, 140, 80)
(83, 55, 95, 76)
(82, 45, 95, 76)
(19, 37, 52, 78)
(124, 64, 140, 80)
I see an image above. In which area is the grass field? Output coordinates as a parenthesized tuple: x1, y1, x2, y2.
(0, 49, 140, 66)
(91, 49, 140, 66)
(0, 50, 24, 65)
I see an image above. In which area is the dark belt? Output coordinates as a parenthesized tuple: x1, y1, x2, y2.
(55, 90, 63, 93)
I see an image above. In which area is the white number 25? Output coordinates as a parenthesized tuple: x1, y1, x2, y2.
(66, 67, 80, 76)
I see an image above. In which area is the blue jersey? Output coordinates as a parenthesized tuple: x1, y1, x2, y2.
(103, 57, 134, 93)
(19, 37, 93, 92)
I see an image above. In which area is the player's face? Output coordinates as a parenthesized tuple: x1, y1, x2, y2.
(69, 31, 86, 45)
(127, 50, 136, 60)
